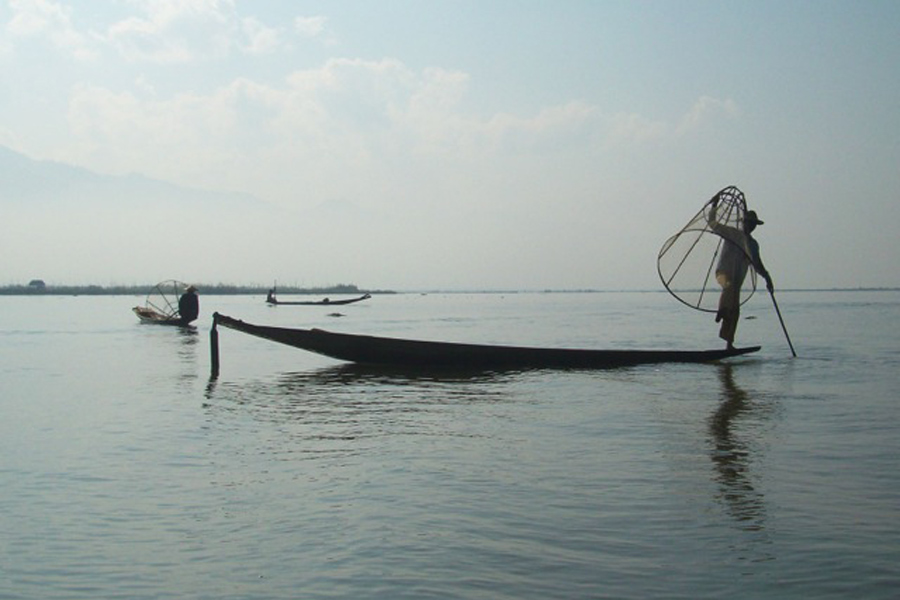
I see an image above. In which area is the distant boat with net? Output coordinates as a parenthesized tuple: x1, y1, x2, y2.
(133, 280, 197, 326)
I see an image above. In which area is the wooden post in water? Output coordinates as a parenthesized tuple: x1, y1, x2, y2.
(210, 313, 220, 378)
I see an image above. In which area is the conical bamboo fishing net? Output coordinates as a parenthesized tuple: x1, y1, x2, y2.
(657, 186, 757, 312)
(142, 280, 187, 319)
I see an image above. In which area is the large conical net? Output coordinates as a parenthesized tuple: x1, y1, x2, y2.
(142, 280, 187, 319)
(658, 186, 757, 312)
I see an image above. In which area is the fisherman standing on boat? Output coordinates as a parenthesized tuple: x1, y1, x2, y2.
(708, 196, 773, 349)
(178, 285, 200, 325)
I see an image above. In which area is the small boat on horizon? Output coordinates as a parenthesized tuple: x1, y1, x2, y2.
(266, 290, 371, 306)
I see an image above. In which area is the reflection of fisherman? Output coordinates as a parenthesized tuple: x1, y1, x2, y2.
(178, 285, 199, 324)
(708, 197, 773, 349)
(709, 364, 768, 532)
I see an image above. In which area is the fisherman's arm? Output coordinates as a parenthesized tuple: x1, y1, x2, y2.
(707, 195, 720, 228)
(750, 240, 774, 292)
(707, 194, 744, 245)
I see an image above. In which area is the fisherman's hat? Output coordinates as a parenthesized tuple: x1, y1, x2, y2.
(746, 210, 764, 225)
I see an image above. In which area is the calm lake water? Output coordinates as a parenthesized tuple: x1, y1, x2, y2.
(1, 290, 898, 599)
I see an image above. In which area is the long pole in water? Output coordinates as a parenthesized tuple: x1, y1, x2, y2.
(769, 292, 797, 357)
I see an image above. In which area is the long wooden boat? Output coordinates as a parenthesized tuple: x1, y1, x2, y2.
(212, 313, 760, 370)
(266, 293, 371, 306)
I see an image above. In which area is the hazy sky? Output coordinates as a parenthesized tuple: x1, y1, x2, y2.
(2, 0, 898, 290)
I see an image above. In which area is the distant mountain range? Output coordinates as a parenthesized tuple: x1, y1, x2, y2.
(0, 144, 310, 286)
(0, 144, 267, 211)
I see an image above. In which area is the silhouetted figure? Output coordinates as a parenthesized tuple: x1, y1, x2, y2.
(708, 197, 773, 349)
(178, 285, 199, 324)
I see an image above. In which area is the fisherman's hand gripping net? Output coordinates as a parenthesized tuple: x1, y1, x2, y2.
(657, 186, 758, 312)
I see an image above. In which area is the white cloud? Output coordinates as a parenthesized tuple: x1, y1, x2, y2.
(240, 16, 281, 55)
(605, 112, 668, 146)
(481, 101, 598, 152)
(7, 0, 68, 35)
(676, 95, 740, 134)
(294, 15, 326, 38)
(54, 59, 533, 199)
(105, 0, 237, 62)
(62, 56, 740, 209)
(293, 15, 337, 46)
(133, 74, 157, 96)
(3, 0, 306, 62)
(67, 81, 244, 172)
(2, 2, 338, 63)
(6, 0, 96, 59)
(599, 96, 739, 147)
(99, 3, 333, 63)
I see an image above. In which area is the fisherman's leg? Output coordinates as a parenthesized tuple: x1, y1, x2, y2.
(719, 318, 735, 348)
(717, 279, 739, 348)
(715, 272, 731, 323)
(719, 304, 740, 349)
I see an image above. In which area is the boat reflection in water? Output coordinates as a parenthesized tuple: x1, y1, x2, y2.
(203, 363, 517, 461)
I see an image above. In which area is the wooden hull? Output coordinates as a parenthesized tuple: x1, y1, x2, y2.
(213, 313, 760, 370)
(267, 293, 372, 306)
(133, 306, 189, 326)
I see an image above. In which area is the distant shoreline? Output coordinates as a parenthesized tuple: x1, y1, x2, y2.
(0, 284, 895, 296)
(0, 284, 395, 296)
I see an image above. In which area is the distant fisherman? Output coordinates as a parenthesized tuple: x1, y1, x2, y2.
(708, 196, 773, 349)
(178, 285, 199, 325)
